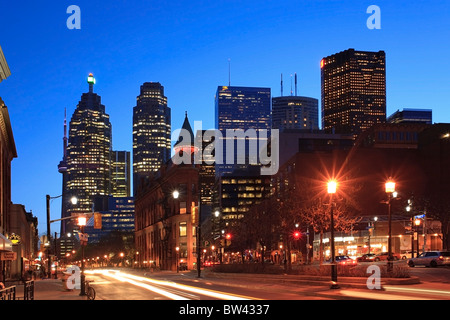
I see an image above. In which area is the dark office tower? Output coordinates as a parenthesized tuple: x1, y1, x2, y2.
(215, 86, 271, 177)
(66, 73, 112, 230)
(321, 49, 386, 137)
(111, 150, 131, 197)
(272, 96, 319, 131)
(133, 82, 171, 194)
(387, 108, 432, 124)
(195, 130, 215, 206)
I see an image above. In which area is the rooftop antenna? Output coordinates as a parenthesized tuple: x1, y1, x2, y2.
(290, 74, 293, 96)
(228, 58, 231, 86)
(295, 72, 298, 96)
(63, 108, 67, 157)
(281, 73, 283, 96)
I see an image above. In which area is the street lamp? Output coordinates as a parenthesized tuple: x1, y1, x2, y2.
(176, 246, 180, 273)
(77, 215, 87, 296)
(327, 180, 339, 289)
(385, 179, 396, 273)
(46, 194, 78, 279)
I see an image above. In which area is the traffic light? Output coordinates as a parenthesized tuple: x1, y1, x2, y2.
(293, 231, 301, 240)
(225, 233, 232, 247)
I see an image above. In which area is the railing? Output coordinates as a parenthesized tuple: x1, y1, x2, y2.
(0, 280, 34, 300)
(0, 286, 16, 300)
(24, 280, 34, 300)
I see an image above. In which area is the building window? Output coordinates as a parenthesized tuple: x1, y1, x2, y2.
(179, 222, 187, 237)
(180, 202, 187, 214)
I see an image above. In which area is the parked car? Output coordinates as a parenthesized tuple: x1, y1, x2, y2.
(374, 252, 401, 261)
(400, 251, 413, 260)
(407, 251, 450, 267)
(357, 253, 376, 262)
(326, 255, 357, 265)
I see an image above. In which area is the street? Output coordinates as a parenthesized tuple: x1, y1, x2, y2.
(82, 266, 450, 301)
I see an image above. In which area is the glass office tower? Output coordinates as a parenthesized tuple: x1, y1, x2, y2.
(215, 86, 271, 177)
(321, 49, 386, 137)
(66, 74, 112, 232)
(133, 82, 171, 194)
(111, 150, 131, 197)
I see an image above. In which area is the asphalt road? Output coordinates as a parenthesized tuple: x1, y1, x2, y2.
(83, 267, 450, 301)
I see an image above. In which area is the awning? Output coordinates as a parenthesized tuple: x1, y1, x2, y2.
(0, 233, 13, 252)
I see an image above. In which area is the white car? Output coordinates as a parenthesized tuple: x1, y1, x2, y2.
(407, 251, 450, 267)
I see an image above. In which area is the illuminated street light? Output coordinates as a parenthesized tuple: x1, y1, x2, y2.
(71, 196, 78, 205)
(385, 179, 396, 273)
(327, 180, 339, 289)
(78, 214, 87, 296)
(327, 180, 337, 194)
(46, 194, 78, 279)
(172, 190, 179, 199)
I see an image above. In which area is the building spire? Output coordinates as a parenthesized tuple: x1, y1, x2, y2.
(63, 108, 67, 158)
(174, 111, 198, 155)
(87, 73, 95, 93)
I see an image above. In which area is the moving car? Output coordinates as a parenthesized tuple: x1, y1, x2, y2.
(407, 251, 450, 267)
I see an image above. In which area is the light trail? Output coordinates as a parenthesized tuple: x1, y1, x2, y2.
(88, 269, 189, 300)
(339, 289, 433, 300)
(87, 269, 257, 300)
(383, 285, 450, 298)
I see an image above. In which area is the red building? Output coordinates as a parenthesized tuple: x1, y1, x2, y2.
(134, 113, 201, 271)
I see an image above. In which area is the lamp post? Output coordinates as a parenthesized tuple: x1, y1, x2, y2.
(46, 194, 78, 279)
(327, 180, 339, 289)
(385, 180, 396, 273)
(77, 215, 87, 296)
(176, 246, 180, 273)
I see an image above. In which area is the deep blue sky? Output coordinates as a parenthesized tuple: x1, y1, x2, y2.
(1, 0, 449, 235)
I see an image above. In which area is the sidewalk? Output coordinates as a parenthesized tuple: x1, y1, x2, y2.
(12, 277, 87, 300)
(33, 278, 87, 300)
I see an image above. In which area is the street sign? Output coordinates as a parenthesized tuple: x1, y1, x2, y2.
(0, 251, 17, 261)
(79, 232, 88, 246)
(414, 214, 426, 219)
(79, 233, 88, 242)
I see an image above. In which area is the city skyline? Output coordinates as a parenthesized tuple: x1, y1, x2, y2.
(1, 0, 449, 235)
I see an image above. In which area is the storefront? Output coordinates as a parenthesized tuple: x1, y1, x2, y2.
(312, 217, 443, 261)
(1, 233, 14, 282)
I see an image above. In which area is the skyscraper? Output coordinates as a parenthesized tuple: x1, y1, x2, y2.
(387, 109, 432, 124)
(272, 96, 319, 131)
(66, 73, 112, 231)
(321, 49, 386, 137)
(111, 150, 131, 197)
(215, 86, 271, 176)
(133, 82, 171, 194)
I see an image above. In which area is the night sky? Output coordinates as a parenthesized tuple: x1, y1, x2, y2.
(1, 0, 449, 235)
